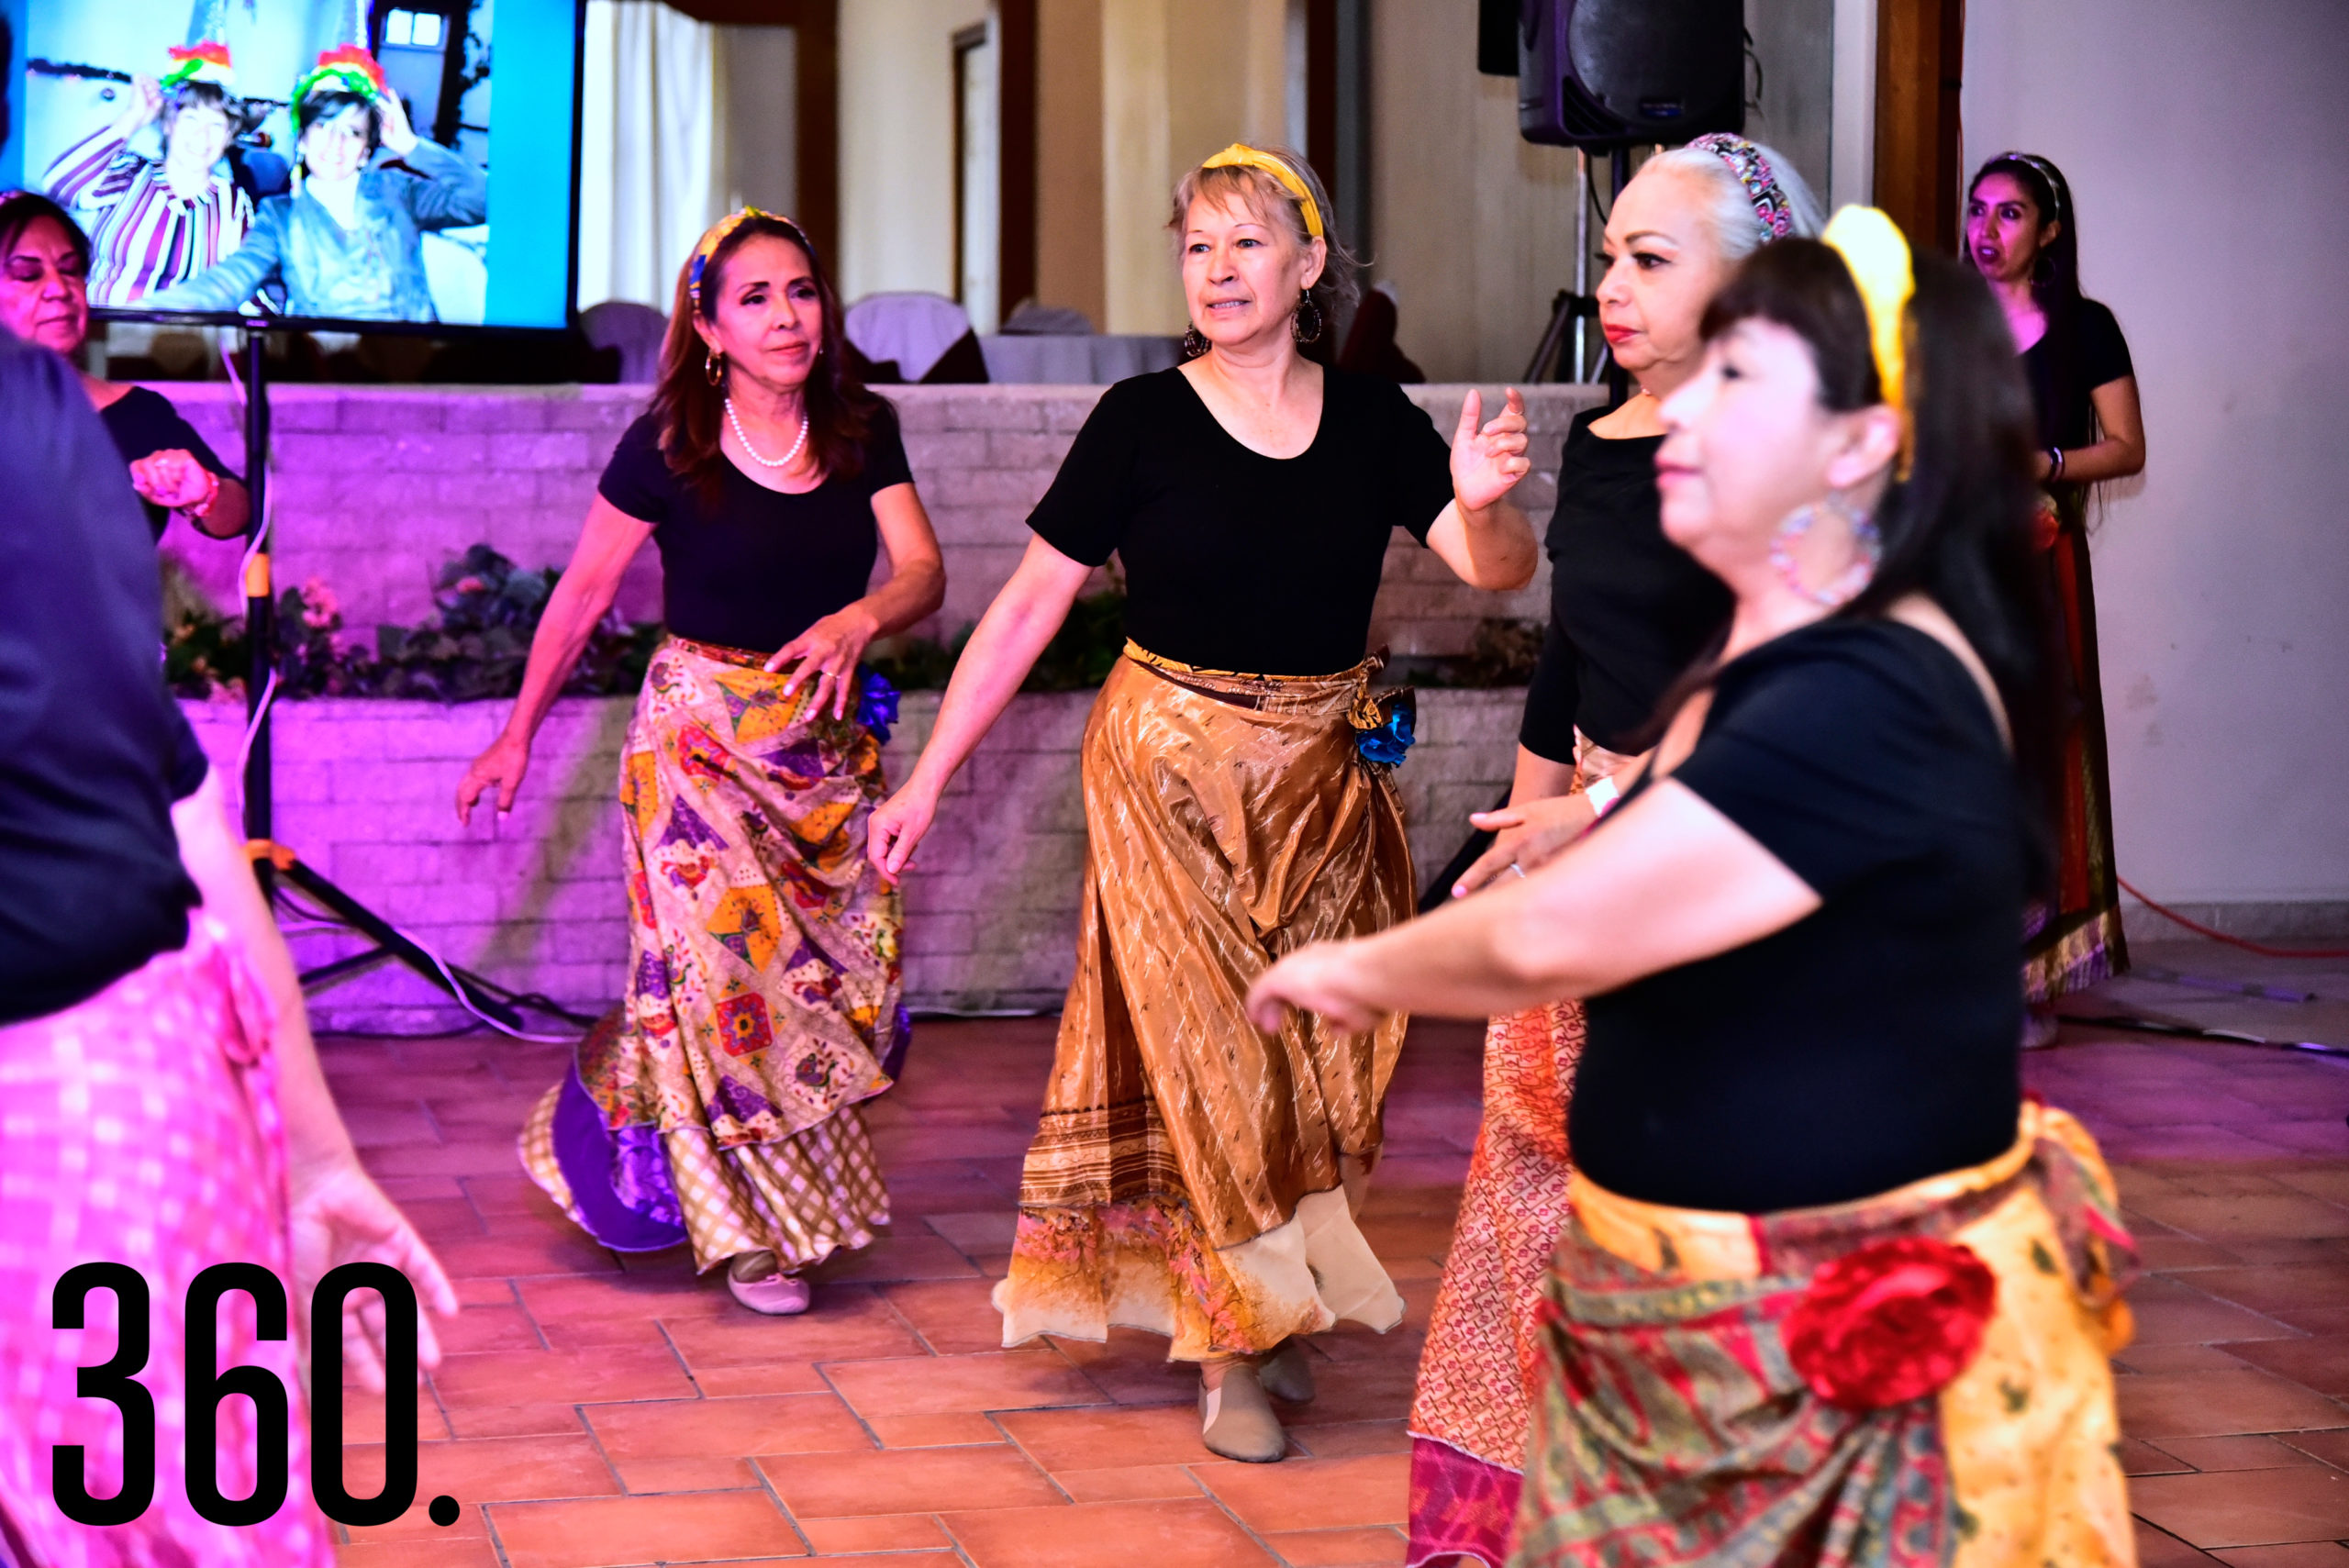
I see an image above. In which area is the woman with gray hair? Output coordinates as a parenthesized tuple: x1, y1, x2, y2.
(1408, 134, 1821, 1568)
(870, 143, 1539, 1462)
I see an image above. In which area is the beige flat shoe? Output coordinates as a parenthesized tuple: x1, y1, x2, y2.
(1200, 1363, 1286, 1463)
(727, 1270, 812, 1316)
(1259, 1339, 1316, 1404)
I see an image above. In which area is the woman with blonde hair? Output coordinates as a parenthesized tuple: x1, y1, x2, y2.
(868, 144, 1539, 1462)
(460, 209, 944, 1317)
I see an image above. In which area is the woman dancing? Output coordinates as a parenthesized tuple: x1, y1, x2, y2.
(1253, 212, 2137, 1563)
(866, 144, 1538, 1462)
(459, 210, 944, 1318)
(0, 192, 251, 541)
(1408, 135, 1820, 1568)
(0, 330, 453, 1568)
(1967, 151, 2146, 1032)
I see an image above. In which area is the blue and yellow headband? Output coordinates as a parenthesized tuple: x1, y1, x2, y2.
(686, 207, 811, 311)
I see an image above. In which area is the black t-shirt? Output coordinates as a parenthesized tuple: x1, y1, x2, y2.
(1569, 619, 2025, 1214)
(1522, 409, 1731, 759)
(0, 336, 202, 1025)
(2022, 298, 2133, 453)
(597, 402, 915, 653)
(1027, 367, 1455, 674)
(100, 386, 240, 540)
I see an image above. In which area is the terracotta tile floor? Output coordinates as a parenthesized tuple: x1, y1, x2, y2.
(317, 935, 2349, 1566)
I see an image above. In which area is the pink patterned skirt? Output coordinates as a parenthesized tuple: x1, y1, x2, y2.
(0, 918, 333, 1568)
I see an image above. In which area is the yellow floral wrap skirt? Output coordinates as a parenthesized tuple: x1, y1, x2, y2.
(994, 643, 1416, 1360)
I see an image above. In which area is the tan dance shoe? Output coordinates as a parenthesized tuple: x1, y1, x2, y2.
(1200, 1362, 1286, 1463)
(1259, 1339, 1316, 1404)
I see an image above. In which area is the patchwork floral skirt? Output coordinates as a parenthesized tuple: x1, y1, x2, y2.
(521, 637, 907, 1273)
(1511, 1101, 2139, 1568)
(994, 646, 1415, 1360)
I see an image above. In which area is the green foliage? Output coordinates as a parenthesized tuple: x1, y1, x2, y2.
(165, 544, 662, 702)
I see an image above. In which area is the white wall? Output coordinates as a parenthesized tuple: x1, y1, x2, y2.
(1965, 0, 2349, 909)
(838, 0, 993, 305)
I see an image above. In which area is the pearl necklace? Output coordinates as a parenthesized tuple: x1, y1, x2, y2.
(725, 397, 810, 470)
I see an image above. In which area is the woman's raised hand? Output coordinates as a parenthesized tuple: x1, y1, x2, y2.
(455, 731, 531, 824)
(865, 782, 937, 884)
(1451, 387, 1533, 514)
(765, 605, 882, 721)
(376, 87, 419, 156)
(1452, 792, 1599, 898)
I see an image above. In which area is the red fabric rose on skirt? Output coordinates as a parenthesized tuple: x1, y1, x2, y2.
(1783, 1237, 1998, 1408)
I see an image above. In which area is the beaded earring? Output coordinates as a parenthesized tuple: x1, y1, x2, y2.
(1180, 325, 1209, 360)
(1292, 292, 1325, 346)
(1769, 495, 1882, 608)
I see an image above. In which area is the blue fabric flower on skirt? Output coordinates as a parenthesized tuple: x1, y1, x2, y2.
(1356, 689, 1416, 768)
(856, 669, 901, 743)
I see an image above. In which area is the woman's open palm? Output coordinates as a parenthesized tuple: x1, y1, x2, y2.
(1451, 387, 1532, 513)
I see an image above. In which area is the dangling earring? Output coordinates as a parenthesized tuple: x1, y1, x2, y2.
(704, 348, 725, 386)
(1180, 324, 1208, 360)
(1292, 291, 1325, 346)
(1769, 495, 1882, 608)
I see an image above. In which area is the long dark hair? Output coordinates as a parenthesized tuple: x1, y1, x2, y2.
(1969, 152, 2081, 447)
(650, 213, 880, 506)
(1701, 239, 2061, 887)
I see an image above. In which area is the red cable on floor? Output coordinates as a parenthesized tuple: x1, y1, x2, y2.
(2118, 876, 2349, 961)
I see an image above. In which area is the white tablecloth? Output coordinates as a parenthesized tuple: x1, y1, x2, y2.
(979, 334, 1185, 385)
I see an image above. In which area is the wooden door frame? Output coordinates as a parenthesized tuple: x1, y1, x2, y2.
(1872, 0, 1964, 252)
(662, 0, 840, 268)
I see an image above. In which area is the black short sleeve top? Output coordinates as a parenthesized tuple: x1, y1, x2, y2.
(0, 339, 200, 1025)
(1520, 409, 1731, 759)
(597, 402, 915, 653)
(101, 386, 241, 540)
(2022, 298, 2133, 453)
(1568, 619, 2026, 1214)
(1026, 367, 1456, 675)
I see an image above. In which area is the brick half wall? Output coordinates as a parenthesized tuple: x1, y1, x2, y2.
(186, 686, 1528, 1030)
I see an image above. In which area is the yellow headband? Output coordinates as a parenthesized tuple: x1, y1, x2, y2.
(1199, 144, 1325, 240)
(1820, 205, 1915, 476)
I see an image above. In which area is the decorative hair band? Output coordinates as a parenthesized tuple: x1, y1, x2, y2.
(1200, 144, 1324, 241)
(686, 207, 809, 311)
(1820, 205, 1916, 478)
(1687, 133, 1792, 240)
(162, 42, 235, 91)
(294, 45, 386, 106)
(1997, 150, 2067, 221)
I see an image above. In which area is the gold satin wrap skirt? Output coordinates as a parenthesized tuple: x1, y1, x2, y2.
(993, 643, 1416, 1360)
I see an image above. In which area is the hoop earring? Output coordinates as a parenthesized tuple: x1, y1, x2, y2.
(1292, 292, 1325, 346)
(1769, 495, 1882, 608)
(1180, 325, 1208, 360)
(704, 348, 725, 386)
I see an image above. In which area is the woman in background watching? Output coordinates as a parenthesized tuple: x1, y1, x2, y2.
(1408, 133, 1822, 1568)
(460, 209, 944, 1319)
(44, 43, 255, 307)
(1966, 151, 2145, 1040)
(0, 190, 250, 539)
(1252, 216, 2138, 1564)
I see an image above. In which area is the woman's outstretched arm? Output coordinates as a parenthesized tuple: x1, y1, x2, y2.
(1248, 777, 1819, 1030)
(1425, 387, 1540, 590)
(865, 535, 1094, 880)
(455, 495, 651, 821)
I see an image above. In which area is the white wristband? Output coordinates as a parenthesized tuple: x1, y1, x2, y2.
(1585, 775, 1620, 816)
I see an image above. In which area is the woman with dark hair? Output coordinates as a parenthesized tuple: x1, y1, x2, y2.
(150, 49, 485, 321)
(1251, 213, 2137, 1562)
(869, 144, 1539, 1463)
(459, 209, 944, 1318)
(44, 44, 256, 306)
(1408, 135, 1821, 1568)
(0, 190, 250, 539)
(1967, 151, 2145, 1024)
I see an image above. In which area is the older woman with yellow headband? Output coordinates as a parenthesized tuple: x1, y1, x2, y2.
(1252, 212, 2139, 1564)
(869, 143, 1538, 1462)
(457, 209, 944, 1318)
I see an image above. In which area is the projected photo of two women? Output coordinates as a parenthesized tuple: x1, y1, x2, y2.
(1, 0, 579, 331)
